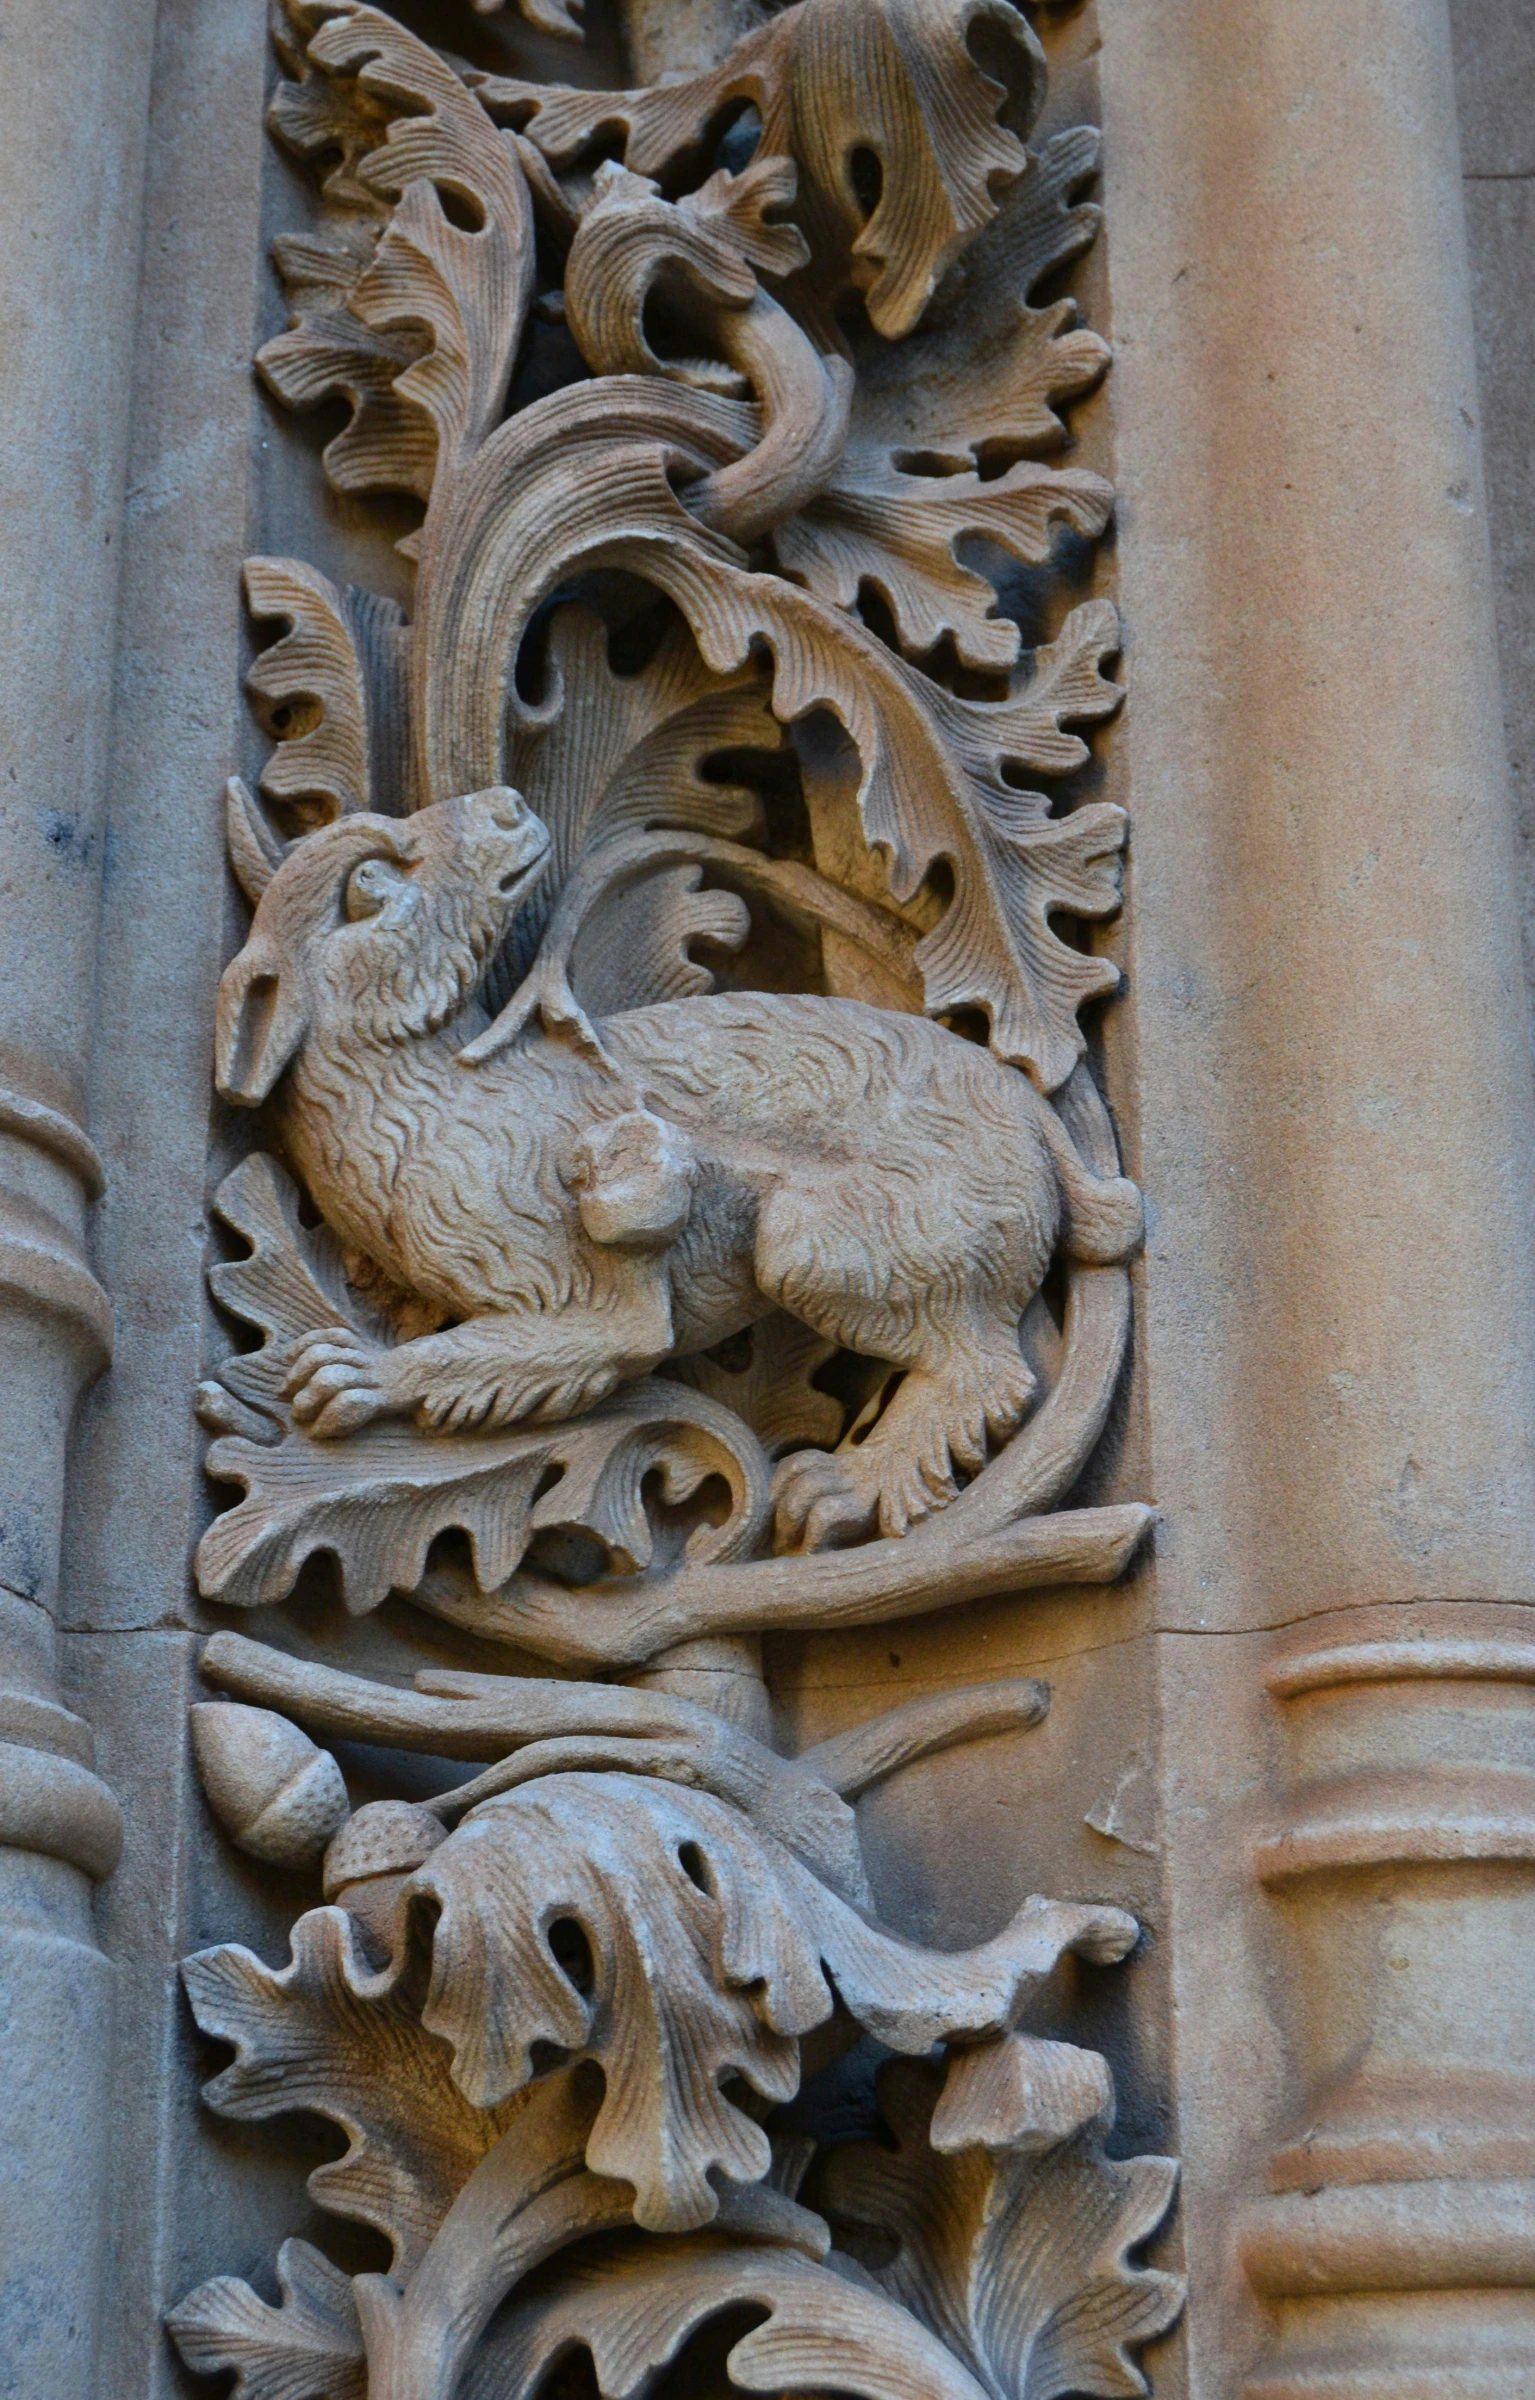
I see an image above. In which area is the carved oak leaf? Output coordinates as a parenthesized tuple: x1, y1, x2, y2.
(673, 1313, 845, 1457)
(172, 1980, 634, 2400)
(826, 2061, 1184, 2400)
(165, 2238, 365, 2400)
(406, 1771, 1136, 2232)
(775, 456, 1114, 672)
(496, 602, 780, 996)
(197, 1378, 773, 1614)
(196, 1153, 774, 1611)
(182, 1907, 543, 2275)
(262, 5, 533, 503)
(414, 379, 1124, 1084)
(472, 2234, 995, 2400)
(848, 127, 1111, 473)
(478, 0, 1046, 338)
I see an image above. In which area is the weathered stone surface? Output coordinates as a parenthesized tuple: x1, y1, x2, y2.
(1, 2, 1531, 2395)
(1452, 0, 1535, 1024)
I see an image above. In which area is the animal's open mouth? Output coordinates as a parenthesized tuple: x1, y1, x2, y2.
(496, 850, 548, 903)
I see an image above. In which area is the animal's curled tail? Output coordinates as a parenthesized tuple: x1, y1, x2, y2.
(1037, 1102, 1144, 1264)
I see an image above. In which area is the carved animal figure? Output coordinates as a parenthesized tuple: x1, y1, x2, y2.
(215, 786, 1142, 1547)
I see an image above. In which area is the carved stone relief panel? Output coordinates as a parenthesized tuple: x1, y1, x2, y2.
(166, 4, 1182, 2395)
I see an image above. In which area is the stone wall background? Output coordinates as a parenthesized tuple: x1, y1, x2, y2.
(2, 4, 1527, 2395)
(1453, 0, 1535, 998)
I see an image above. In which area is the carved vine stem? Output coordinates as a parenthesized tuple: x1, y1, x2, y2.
(170, 4, 1183, 2395)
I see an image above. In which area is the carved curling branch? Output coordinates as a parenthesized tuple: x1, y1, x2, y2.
(170, 3, 1182, 2394)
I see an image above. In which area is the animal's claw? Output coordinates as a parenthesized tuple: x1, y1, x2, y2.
(772, 1449, 877, 1554)
(285, 1326, 395, 1439)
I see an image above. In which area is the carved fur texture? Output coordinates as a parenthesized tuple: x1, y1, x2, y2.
(217, 788, 1141, 1542)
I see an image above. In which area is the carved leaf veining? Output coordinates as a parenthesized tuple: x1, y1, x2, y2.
(182, 1908, 536, 2275)
(474, 2236, 994, 2400)
(496, 601, 780, 996)
(166, 2239, 366, 2400)
(480, 0, 1046, 339)
(171, 2, 1177, 2388)
(407, 1773, 1137, 2230)
(827, 2061, 1184, 2400)
(775, 456, 1115, 672)
(844, 126, 1111, 472)
(263, 5, 534, 499)
(196, 1154, 774, 1610)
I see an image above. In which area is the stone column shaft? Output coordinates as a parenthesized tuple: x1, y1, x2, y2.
(0, 0, 155, 2388)
(1100, 0, 1535, 2389)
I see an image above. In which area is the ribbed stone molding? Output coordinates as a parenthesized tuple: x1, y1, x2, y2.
(1242, 1605, 1535, 2397)
(1099, 0, 1535, 2387)
(0, 0, 154, 2388)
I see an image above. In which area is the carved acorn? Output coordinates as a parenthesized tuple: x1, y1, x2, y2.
(322, 1799, 446, 1951)
(190, 1702, 350, 1870)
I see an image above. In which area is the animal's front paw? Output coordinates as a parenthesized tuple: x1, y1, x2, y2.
(284, 1327, 401, 1439)
(772, 1449, 878, 1553)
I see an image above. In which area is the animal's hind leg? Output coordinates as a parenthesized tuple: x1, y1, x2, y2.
(757, 1163, 1047, 1551)
(773, 1325, 1037, 1549)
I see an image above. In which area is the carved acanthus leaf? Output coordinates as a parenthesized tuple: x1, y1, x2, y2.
(416, 384, 1122, 1084)
(407, 1772, 1136, 2230)
(165, 2238, 365, 2400)
(196, 1154, 773, 1610)
(478, 0, 1046, 338)
(243, 558, 372, 822)
(474, 2235, 994, 2400)
(200, 1153, 398, 1435)
(776, 456, 1114, 671)
(768, 127, 1112, 674)
(495, 603, 779, 997)
(268, 22, 396, 216)
(826, 2061, 1184, 2400)
(182, 1908, 539, 2275)
(262, 5, 533, 502)
(848, 127, 1110, 472)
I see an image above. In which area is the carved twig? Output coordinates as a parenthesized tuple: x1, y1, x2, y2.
(462, 827, 920, 1067)
(200, 1629, 869, 1903)
(471, 1500, 1151, 1668)
(800, 1678, 1050, 1800)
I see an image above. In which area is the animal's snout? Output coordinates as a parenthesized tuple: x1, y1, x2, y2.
(465, 784, 541, 841)
(460, 786, 551, 897)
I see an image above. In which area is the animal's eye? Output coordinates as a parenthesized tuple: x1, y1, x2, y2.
(345, 856, 404, 922)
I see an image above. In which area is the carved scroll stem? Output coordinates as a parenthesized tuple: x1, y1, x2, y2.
(358, 2078, 631, 2400)
(490, 1499, 1152, 1670)
(199, 1630, 1049, 1799)
(471, 1204, 1141, 1669)
(682, 297, 853, 547)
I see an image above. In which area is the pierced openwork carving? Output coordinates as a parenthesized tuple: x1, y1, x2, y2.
(172, 2, 1180, 2392)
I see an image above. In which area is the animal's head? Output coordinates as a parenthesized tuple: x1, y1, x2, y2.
(215, 782, 551, 1105)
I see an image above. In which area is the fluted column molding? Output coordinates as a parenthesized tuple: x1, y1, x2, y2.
(1099, 0, 1535, 2389)
(0, 0, 156, 2388)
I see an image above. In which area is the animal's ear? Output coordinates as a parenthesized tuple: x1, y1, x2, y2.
(225, 776, 288, 911)
(214, 939, 308, 1107)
